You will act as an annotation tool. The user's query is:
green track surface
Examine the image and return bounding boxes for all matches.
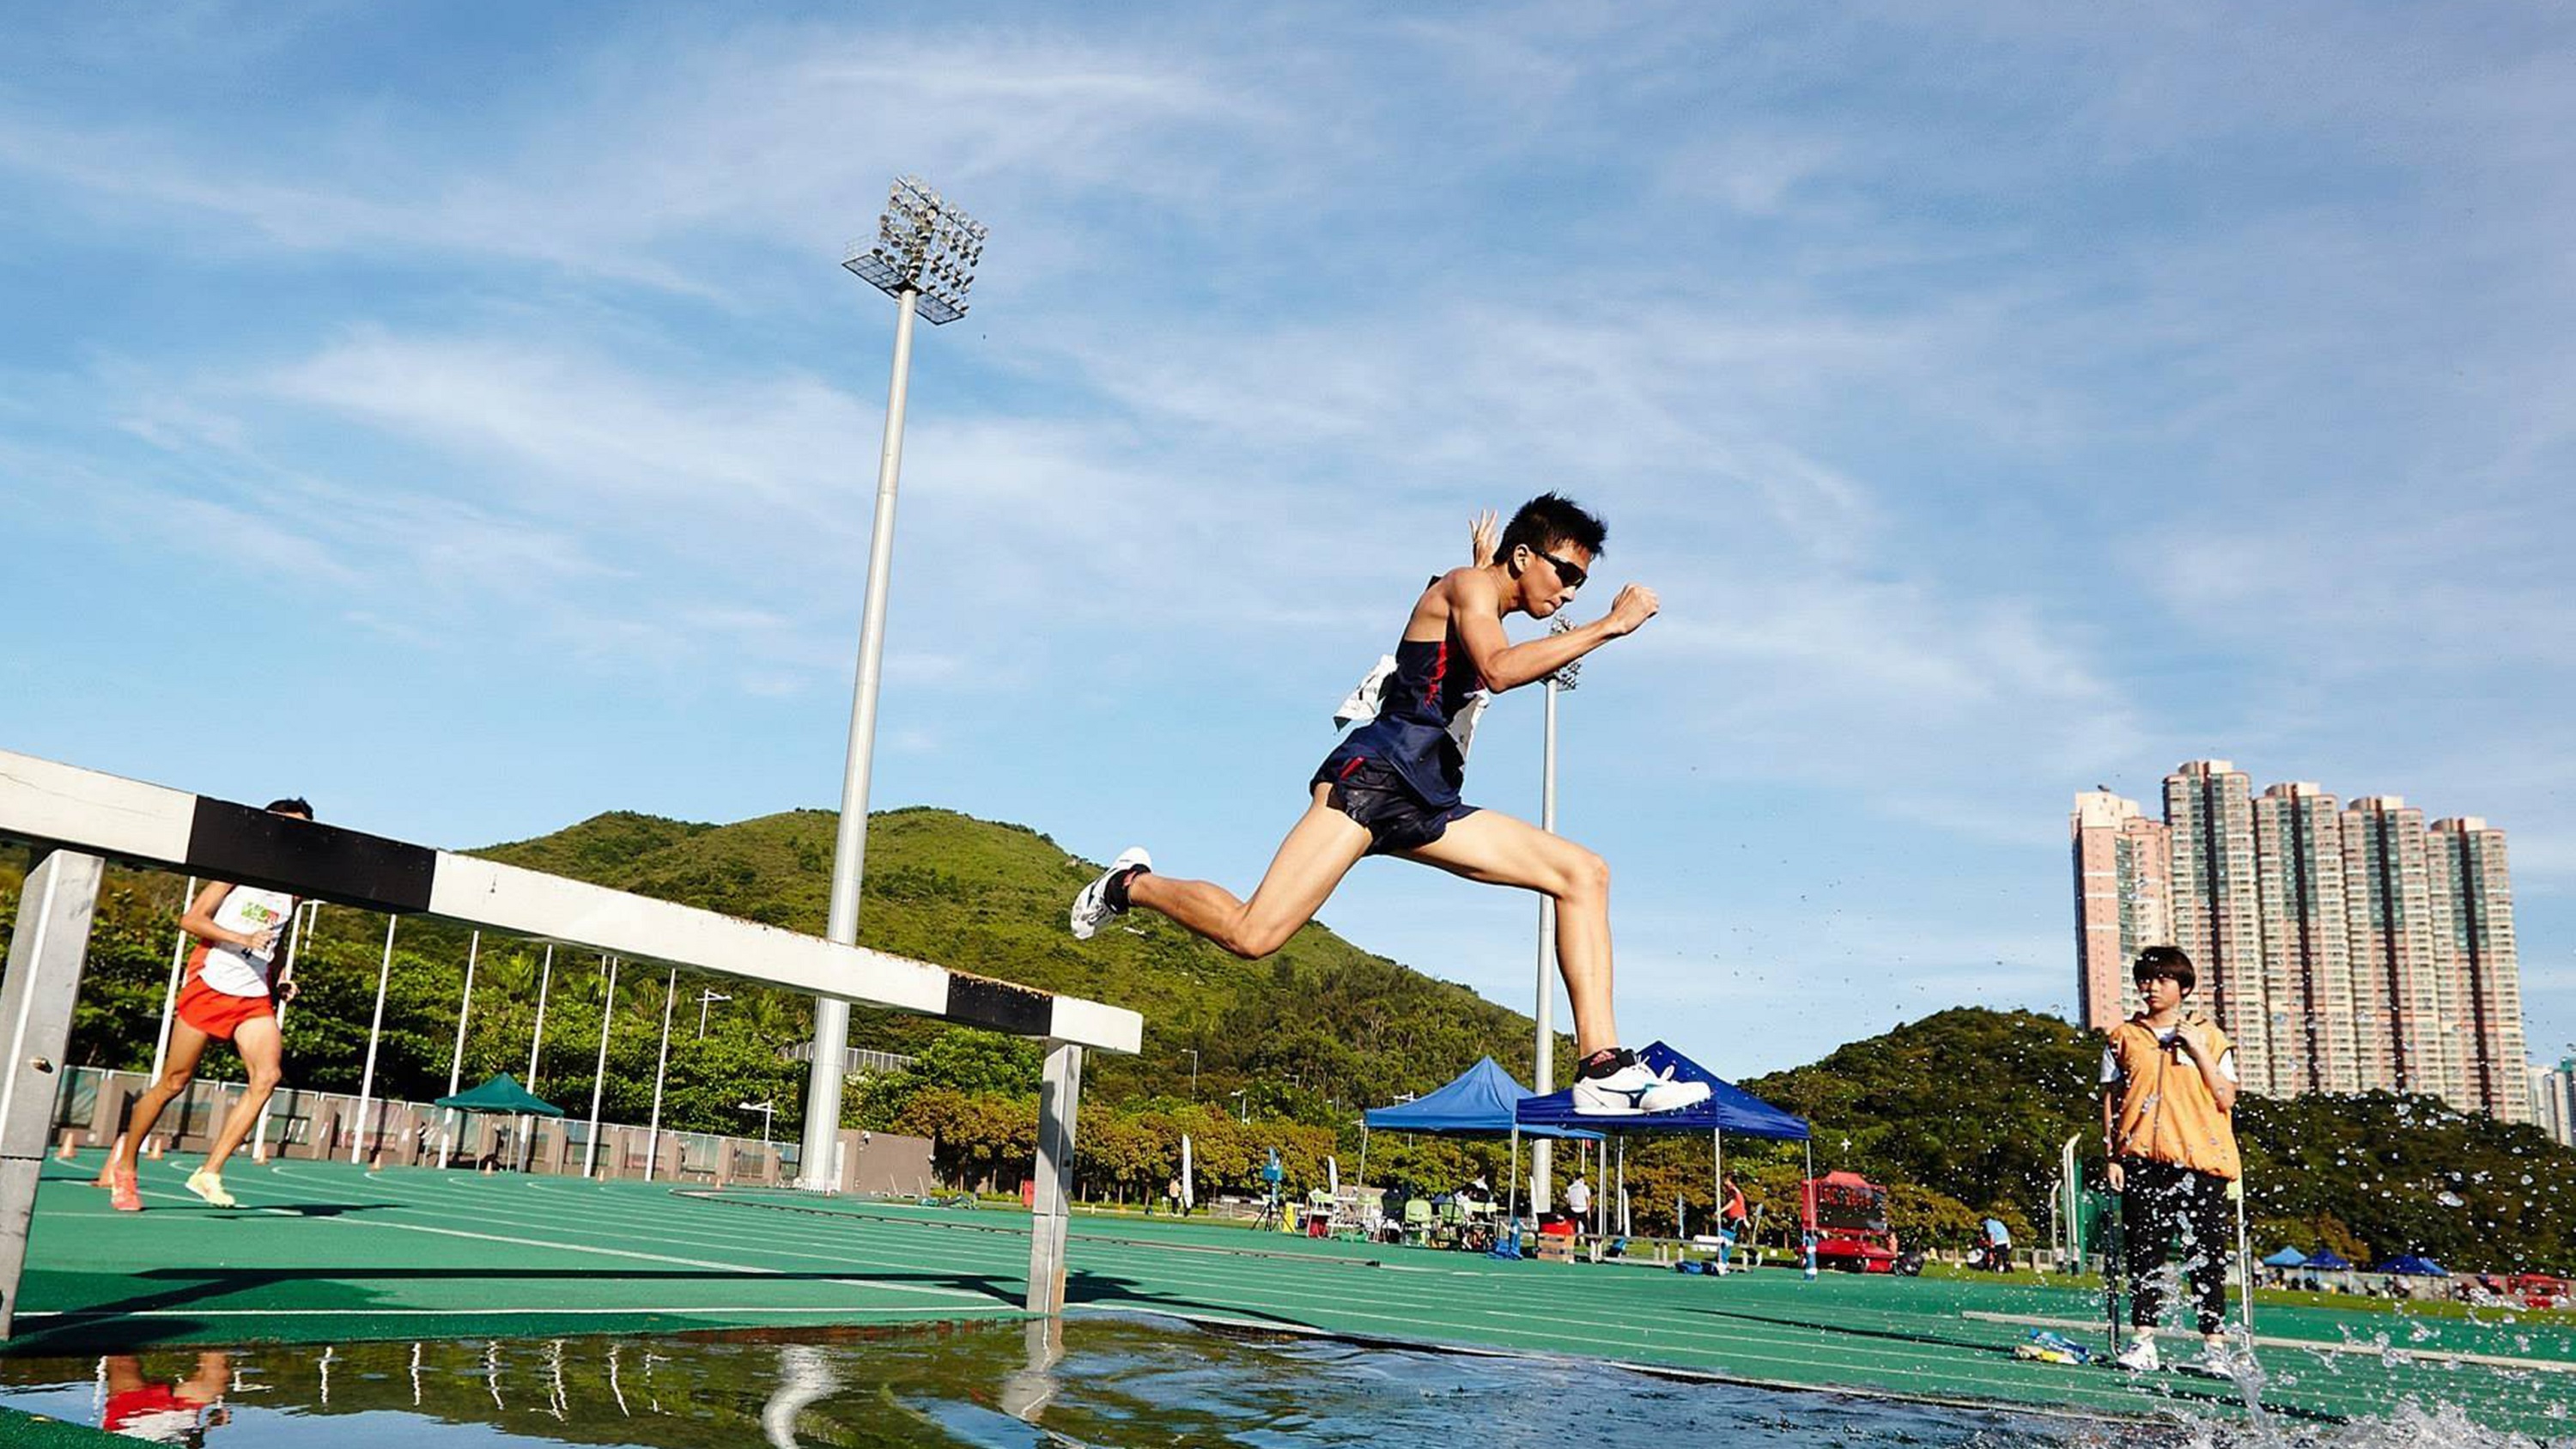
[15,1156,2572,1438]
[0,1404,118,1446]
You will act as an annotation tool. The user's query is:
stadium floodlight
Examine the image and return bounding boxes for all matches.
[1546,612,1583,691]
[800,178,991,1193]
[841,175,987,325]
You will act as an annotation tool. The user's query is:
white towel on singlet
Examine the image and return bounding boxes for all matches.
[1332,654,1491,761]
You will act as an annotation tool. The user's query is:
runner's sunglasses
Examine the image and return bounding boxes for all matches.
[1534,550,1587,590]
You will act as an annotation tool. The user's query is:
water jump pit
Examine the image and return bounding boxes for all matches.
[4,1156,2568,1446]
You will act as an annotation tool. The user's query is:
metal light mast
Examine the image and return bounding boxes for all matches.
[799,177,987,1191]
[1531,613,1580,1213]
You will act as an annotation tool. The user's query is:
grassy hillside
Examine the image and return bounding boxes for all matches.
[470,805,1555,1113]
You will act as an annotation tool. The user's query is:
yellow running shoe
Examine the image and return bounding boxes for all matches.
[184,1170,236,1209]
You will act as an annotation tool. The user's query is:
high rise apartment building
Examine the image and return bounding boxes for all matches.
[2341,796,2451,1100]
[2532,1061,2574,1148]
[2430,818,2530,1123]
[2162,761,2271,1092]
[2069,763,2531,1121]
[2254,782,2358,1095]
[2070,790,2170,1031]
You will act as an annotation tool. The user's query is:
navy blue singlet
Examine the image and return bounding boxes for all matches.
[1315,634,1483,808]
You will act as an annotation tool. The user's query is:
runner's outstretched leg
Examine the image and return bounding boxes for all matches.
[189,1013,283,1203]
[1400,810,1707,1115]
[1092,786,1370,959]
[1402,809,1618,1049]
[110,1025,212,1210]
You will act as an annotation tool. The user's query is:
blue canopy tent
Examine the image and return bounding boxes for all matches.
[2375,1254,2449,1276]
[2262,1246,2311,1269]
[1517,1042,1812,1239]
[1365,1056,1606,1138]
[1360,1057,1600,1223]
[2304,1248,2353,1271]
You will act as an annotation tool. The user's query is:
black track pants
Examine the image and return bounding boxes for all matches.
[2119,1158,2232,1336]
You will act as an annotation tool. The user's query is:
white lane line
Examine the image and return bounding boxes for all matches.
[272,1168,1014,1306]
[1959,1311,2576,1374]
[210,1168,1005,1306]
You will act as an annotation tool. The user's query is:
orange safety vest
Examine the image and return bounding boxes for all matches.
[2106,1017,2241,1182]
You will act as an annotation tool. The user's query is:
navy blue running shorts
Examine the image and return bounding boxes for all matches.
[1314,758,1479,855]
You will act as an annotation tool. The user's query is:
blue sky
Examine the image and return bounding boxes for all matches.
[4,2,2570,1078]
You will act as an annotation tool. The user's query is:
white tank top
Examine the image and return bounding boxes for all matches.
[196,885,297,997]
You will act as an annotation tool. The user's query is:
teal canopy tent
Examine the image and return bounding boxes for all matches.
[435,1073,564,1117]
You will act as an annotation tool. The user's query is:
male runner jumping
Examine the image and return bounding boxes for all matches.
[108,797,313,1210]
[1071,494,1708,1116]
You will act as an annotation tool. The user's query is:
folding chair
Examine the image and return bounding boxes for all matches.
[1402,1197,1435,1246]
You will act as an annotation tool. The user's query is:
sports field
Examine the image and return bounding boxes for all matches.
[12,1154,2572,1438]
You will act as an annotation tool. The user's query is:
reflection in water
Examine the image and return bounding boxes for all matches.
[761,1343,839,1448]
[0,1317,2549,1449]
[99,1352,230,1446]
[1000,1318,1066,1423]
[543,1337,568,1422]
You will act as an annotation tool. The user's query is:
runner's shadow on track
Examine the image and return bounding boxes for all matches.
[5,1265,1023,1356]
[1060,1269,1346,1336]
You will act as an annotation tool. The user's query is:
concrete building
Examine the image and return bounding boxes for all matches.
[2340,796,2450,1099]
[2429,818,2530,1123]
[2070,790,2171,1032]
[2254,782,2360,1096]
[2164,761,2271,1092]
[2531,1062,2573,1148]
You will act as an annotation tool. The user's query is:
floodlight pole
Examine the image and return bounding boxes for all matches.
[148,877,197,1086]
[583,954,618,1178]
[440,930,480,1165]
[646,967,677,1182]
[1531,616,1577,1215]
[800,282,918,1191]
[349,916,397,1166]
[803,178,983,1194]
[519,943,553,1172]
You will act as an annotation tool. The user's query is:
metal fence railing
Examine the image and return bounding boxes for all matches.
[52,1065,808,1187]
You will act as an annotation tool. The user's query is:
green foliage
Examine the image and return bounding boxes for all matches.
[1742,1007,2576,1273]
[2233,1091,2576,1273]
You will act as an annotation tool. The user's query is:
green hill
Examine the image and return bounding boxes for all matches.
[463,805,1555,1114]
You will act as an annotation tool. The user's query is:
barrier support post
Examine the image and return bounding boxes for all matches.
[1025,1041,1084,1315]
[0,851,105,1339]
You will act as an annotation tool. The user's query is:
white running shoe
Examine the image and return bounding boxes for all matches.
[2182,1338,2249,1379]
[184,1170,236,1209]
[1070,848,1151,941]
[1571,1054,1713,1116]
[2114,1335,2161,1373]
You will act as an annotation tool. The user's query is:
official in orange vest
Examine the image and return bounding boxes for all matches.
[2100,946,2242,1375]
